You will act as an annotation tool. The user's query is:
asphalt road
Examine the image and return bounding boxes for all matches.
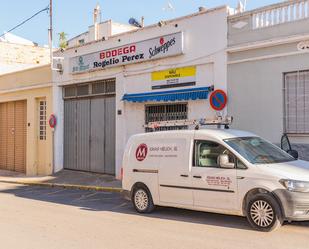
[0,182,308,249]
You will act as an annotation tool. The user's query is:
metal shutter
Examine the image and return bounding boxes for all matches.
[6,102,15,171]
[0,101,26,173]
[0,103,8,169]
[14,101,27,173]
[63,79,116,175]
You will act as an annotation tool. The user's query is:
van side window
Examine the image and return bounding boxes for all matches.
[194,140,235,168]
[237,159,247,169]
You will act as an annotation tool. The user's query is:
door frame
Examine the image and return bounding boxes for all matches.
[63,95,116,174]
[190,137,239,212]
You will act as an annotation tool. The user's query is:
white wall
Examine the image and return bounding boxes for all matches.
[53,6,229,178]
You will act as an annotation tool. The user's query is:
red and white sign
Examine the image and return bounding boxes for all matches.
[136,144,148,161]
[70,32,183,74]
[49,114,57,128]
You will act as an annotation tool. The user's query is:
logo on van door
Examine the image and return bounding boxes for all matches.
[136,144,148,161]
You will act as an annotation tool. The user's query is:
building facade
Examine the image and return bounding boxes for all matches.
[227,0,309,159]
[67,20,138,48]
[0,65,53,175]
[0,33,50,74]
[53,6,230,178]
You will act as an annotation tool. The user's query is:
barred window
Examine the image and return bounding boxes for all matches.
[63,79,116,99]
[284,71,309,134]
[39,100,47,140]
[145,103,188,132]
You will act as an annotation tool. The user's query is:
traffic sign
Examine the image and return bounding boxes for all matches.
[210,90,227,111]
[49,114,57,128]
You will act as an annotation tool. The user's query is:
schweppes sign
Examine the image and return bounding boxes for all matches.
[151,66,196,89]
[70,32,183,74]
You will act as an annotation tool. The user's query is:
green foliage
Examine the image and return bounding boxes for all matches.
[58,32,68,49]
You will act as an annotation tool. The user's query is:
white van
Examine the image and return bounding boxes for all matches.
[122,129,309,232]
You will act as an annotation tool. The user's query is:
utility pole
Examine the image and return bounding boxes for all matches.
[49,0,53,66]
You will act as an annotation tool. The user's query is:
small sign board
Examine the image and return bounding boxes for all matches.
[151,66,196,89]
[210,90,227,111]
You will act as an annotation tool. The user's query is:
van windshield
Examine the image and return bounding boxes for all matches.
[224,137,296,164]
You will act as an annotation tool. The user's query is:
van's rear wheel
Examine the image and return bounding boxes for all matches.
[246,193,283,232]
[132,186,155,213]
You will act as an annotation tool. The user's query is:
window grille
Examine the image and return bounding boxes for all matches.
[76,85,89,96]
[39,100,47,140]
[284,70,309,134]
[63,79,116,99]
[64,86,76,98]
[145,103,188,132]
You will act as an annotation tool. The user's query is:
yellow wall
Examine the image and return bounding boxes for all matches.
[0,65,53,176]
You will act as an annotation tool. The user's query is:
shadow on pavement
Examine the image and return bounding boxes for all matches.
[0,169,122,188]
[1,184,308,231]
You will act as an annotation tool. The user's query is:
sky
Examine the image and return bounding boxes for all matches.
[0,0,283,46]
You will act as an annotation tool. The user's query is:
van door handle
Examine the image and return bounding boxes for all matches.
[180,174,189,178]
[193,175,202,179]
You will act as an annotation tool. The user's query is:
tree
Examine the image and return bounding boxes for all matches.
[58,32,68,49]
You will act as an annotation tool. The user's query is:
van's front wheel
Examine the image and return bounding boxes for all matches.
[246,193,283,232]
[132,186,155,213]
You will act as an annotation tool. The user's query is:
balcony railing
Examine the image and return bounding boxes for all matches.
[252,0,309,29]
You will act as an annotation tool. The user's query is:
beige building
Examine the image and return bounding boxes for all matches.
[0,33,50,74]
[0,65,53,175]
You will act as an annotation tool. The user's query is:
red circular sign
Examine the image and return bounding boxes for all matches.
[160,37,165,45]
[210,90,228,111]
[136,144,148,161]
[49,114,57,128]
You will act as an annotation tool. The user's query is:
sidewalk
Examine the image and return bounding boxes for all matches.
[0,169,122,192]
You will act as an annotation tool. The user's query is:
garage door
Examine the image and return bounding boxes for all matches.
[63,79,116,175]
[0,100,27,173]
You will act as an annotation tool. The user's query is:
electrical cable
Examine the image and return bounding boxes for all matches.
[0,5,49,38]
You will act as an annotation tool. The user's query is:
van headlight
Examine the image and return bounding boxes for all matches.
[280,179,309,193]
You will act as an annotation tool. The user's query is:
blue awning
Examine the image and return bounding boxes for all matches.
[122,86,213,103]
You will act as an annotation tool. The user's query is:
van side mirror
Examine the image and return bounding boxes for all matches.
[281,134,298,159]
[287,150,299,159]
[218,154,235,169]
[281,134,292,152]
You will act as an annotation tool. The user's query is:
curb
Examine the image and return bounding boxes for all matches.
[0,180,123,193]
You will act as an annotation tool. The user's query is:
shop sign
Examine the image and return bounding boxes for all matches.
[151,66,196,90]
[70,32,183,74]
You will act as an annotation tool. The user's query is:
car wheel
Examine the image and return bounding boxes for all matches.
[132,186,155,213]
[246,193,283,232]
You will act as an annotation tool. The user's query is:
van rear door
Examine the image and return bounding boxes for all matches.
[158,137,193,206]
